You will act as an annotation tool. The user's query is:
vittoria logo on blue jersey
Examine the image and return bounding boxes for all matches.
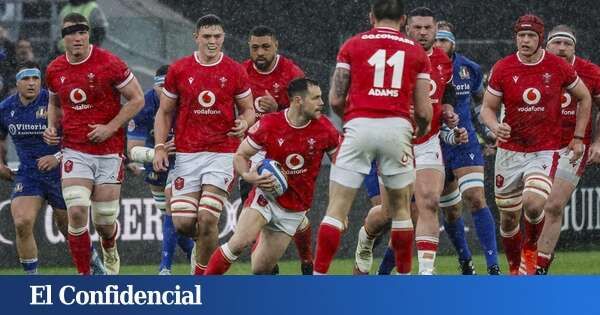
[459,66,470,80]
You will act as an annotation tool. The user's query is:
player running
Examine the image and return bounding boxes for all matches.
[313,0,432,275]
[205,78,339,275]
[153,14,255,275]
[0,61,104,275]
[44,13,145,275]
[434,21,500,275]
[126,65,194,275]
[535,25,600,275]
[480,15,591,275]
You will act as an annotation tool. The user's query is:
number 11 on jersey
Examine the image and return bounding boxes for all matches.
[368,49,405,91]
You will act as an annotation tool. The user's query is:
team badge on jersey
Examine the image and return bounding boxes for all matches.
[219,77,227,88]
[14,183,23,193]
[542,72,552,86]
[257,194,269,207]
[174,177,185,190]
[459,66,470,80]
[127,120,136,132]
[495,174,504,188]
[35,106,48,119]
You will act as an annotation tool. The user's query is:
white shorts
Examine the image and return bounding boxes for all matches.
[245,188,306,236]
[170,152,235,196]
[494,147,559,196]
[555,145,588,186]
[61,148,124,184]
[331,117,414,188]
[414,132,444,173]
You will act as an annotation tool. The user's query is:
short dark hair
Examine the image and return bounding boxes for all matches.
[196,14,223,30]
[287,78,319,99]
[63,12,88,25]
[371,0,405,21]
[549,24,576,38]
[16,60,40,72]
[156,65,169,77]
[437,20,454,32]
[408,7,435,21]
[249,25,277,39]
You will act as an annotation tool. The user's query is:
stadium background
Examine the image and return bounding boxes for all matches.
[0,0,599,268]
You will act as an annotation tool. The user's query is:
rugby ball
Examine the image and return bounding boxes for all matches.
[257,159,288,197]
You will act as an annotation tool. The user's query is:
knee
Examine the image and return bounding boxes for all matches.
[173,218,197,237]
[522,197,545,218]
[500,211,519,231]
[544,199,563,220]
[68,207,89,225]
[417,193,439,213]
[197,213,218,237]
[13,216,34,237]
[462,189,487,211]
[443,205,461,223]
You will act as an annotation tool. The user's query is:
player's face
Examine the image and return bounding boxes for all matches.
[300,85,324,119]
[546,38,575,62]
[16,76,41,101]
[434,38,453,56]
[407,16,436,50]
[195,25,225,59]
[62,22,90,57]
[249,35,278,71]
[516,31,539,56]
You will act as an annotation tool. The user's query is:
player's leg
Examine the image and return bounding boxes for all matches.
[494,148,525,275]
[195,184,229,275]
[10,195,43,274]
[62,177,94,275]
[414,168,443,275]
[90,183,122,275]
[292,216,313,275]
[251,229,294,274]
[536,148,585,274]
[205,199,267,275]
[440,178,475,274]
[455,166,500,274]
[164,186,194,261]
[151,183,175,275]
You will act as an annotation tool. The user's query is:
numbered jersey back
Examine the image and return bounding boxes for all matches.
[336,27,431,123]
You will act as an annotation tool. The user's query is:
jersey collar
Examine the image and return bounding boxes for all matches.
[284,108,311,129]
[194,51,223,67]
[253,54,280,75]
[516,49,545,66]
[66,45,94,65]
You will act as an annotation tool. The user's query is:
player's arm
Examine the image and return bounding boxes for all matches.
[153,93,176,172]
[590,96,600,163]
[234,139,274,189]
[87,77,144,143]
[440,123,468,145]
[568,80,592,162]
[480,90,510,142]
[43,93,62,145]
[413,78,432,138]
[441,83,459,128]
[229,94,255,138]
[0,134,14,181]
[329,67,350,118]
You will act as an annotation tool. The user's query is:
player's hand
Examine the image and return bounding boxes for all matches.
[414,123,430,139]
[567,138,584,163]
[483,143,497,157]
[87,124,116,143]
[37,155,60,172]
[127,162,143,176]
[588,141,600,164]
[227,119,249,138]
[492,123,511,143]
[242,165,276,192]
[43,127,61,145]
[165,138,176,155]
[153,147,170,172]
[257,90,278,113]
[443,110,459,129]
[455,127,469,145]
[0,164,14,181]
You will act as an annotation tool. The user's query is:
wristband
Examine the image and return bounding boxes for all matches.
[53,152,63,160]
[574,135,584,140]
[154,143,165,149]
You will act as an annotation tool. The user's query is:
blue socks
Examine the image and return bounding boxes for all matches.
[377,247,396,275]
[20,258,38,274]
[159,214,177,271]
[472,207,499,267]
[443,217,472,261]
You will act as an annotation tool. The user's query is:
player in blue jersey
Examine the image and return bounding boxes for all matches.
[0,61,104,274]
[434,21,500,275]
[126,65,194,275]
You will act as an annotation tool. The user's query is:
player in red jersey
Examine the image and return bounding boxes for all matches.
[313,0,432,275]
[242,25,312,274]
[352,7,458,275]
[43,13,144,275]
[480,15,591,275]
[536,25,600,274]
[153,14,255,275]
[204,78,339,274]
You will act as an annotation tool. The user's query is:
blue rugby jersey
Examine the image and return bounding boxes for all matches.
[451,52,484,135]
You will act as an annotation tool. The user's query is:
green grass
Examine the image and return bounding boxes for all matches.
[2,251,600,275]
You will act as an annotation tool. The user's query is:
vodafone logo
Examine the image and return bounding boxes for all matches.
[429,79,437,97]
[285,154,305,170]
[561,92,572,109]
[198,90,216,108]
[69,88,87,104]
[522,88,541,105]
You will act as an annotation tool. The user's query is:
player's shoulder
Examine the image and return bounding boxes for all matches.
[491,54,518,73]
[170,54,196,70]
[46,54,68,73]
[261,111,285,125]
[454,53,481,71]
[574,56,598,73]
[93,46,123,62]
[241,58,253,71]
[0,94,18,112]
[431,47,451,62]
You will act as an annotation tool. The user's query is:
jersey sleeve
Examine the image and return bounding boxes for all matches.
[559,59,579,90]
[162,63,179,100]
[591,66,600,98]
[486,62,503,96]
[234,64,252,100]
[246,118,268,150]
[336,38,353,71]
[110,54,134,89]
[416,48,431,80]
[45,66,57,95]
[290,62,305,79]
[323,117,341,156]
